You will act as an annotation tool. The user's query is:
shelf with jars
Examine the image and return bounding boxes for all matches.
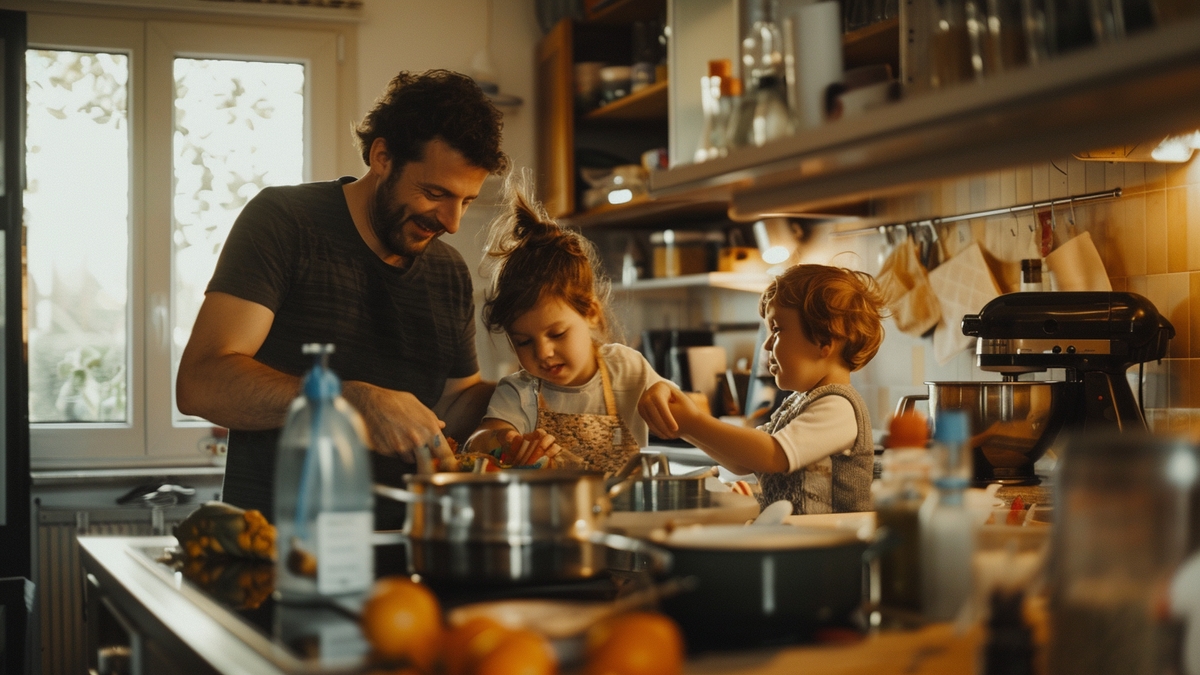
[651,10,1200,219]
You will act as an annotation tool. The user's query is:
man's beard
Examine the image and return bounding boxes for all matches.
[369,173,444,260]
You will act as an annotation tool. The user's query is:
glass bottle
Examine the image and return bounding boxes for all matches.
[750,74,793,146]
[874,410,932,615]
[275,343,374,602]
[930,0,975,88]
[695,59,735,163]
[741,0,785,91]
[920,408,975,621]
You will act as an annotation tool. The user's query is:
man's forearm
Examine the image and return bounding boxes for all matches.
[177,353,300,430]
[435,380,496,445]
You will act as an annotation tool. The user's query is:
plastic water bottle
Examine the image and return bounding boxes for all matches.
[920,408,975,621]
[274,343,374,602]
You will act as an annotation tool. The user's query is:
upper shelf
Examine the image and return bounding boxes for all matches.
[583,80,669,122]
[614,272,772,293]
[649,16,1200,219]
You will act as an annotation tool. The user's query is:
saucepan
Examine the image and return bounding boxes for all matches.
[651,523,887,649]
[606,452,716,512]
[373,470,671,584]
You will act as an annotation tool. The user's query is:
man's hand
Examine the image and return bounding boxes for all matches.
[342,381,446,463]
[637,382,704,439]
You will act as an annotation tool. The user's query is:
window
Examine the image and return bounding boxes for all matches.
[27,14,345,466]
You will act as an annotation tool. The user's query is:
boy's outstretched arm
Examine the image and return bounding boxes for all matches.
[637,382,789,476]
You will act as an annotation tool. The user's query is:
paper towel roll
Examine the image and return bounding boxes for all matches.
[782,1,843,130]
[1044,231,1112,292]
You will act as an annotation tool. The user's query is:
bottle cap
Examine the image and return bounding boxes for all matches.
[708,59,733,79]
[933,408,970,446]
[887,411,929,448]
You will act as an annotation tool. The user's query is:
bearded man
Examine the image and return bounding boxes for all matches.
[177,70,507,524]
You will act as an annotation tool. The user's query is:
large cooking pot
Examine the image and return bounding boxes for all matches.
[898,380,1072,483]
[653,524,883,649]
[373,471,670,584]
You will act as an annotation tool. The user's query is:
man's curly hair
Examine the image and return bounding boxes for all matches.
[354,69,509,174]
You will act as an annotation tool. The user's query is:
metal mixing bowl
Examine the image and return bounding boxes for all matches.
[924,381,1071,483]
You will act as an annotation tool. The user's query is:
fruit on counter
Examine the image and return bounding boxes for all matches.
[473,628,557,675]
[443,618,558,675]
[360,576,444,671]
[443,616,509,675]
[584,611,685,675]
[174,501,276,561]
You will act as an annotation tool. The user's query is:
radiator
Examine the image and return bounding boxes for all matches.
[35,508,188,675]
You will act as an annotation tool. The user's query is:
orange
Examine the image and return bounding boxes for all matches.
[473,628,557,675]
[359,576,444,671]
[584,612,685,675]
[442,615,509,675]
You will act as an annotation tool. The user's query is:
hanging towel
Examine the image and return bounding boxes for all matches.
[876,237,943,336]
[1044,231,1112,291]
[927,242,1003,365]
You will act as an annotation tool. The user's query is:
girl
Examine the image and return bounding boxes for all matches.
[638,264,886,514]
[463,176,668,474]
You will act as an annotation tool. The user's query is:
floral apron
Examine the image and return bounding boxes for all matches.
[536,355,640,475]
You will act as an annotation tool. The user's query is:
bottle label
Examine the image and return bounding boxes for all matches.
[316,511,373,595]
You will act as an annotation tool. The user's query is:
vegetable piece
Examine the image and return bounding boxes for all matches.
[174,502,276,561]
[1006,496,1026,526]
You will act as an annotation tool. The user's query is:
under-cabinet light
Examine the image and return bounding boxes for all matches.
[608,189,633,205]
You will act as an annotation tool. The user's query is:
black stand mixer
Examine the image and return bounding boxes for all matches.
[951,292,1174,483]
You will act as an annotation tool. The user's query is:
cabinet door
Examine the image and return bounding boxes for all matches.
[536,18,575,218]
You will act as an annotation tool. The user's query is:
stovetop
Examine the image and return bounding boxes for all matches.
[129,540,634,670]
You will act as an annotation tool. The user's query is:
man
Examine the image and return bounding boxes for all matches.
[177,70,508,523]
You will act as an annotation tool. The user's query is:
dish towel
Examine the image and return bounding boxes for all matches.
[876,237,943,336]
[927,242,1002,365]
[1044,231,1112,291]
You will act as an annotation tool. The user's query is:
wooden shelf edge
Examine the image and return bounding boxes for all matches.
[842,17,899,49]
[561,195,730,229]
[614,272,773,293]
[582,80,669,122]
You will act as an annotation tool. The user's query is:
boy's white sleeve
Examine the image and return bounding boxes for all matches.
[771,396,858,472]
[482,374,537,435]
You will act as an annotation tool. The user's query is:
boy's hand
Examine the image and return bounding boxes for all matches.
[638,381,703,439]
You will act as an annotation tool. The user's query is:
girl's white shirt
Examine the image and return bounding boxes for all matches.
[484,343,667,447]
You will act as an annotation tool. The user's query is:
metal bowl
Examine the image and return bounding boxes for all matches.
[925,380,1071,483]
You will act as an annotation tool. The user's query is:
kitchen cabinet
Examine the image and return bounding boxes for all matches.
[535,0,678,222]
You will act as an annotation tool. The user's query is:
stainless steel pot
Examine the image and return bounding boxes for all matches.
[897,380,1071,482]
[374,470,610,544]
[373,471,671,584]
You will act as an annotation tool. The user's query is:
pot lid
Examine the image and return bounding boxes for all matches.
[658,524,860,550]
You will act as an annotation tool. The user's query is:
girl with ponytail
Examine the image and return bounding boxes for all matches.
[463,174,670,474]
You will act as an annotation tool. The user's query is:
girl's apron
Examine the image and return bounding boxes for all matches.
[536,354,640,475]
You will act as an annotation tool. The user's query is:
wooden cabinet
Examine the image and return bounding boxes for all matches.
[534,0,670,221]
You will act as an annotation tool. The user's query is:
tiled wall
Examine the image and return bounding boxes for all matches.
[836,152,1200,435]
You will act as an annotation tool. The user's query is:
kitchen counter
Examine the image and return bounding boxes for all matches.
[78,534,1001,675]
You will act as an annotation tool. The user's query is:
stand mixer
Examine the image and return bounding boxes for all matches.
[933,292,1174,484]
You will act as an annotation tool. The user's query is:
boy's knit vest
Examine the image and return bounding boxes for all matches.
[755,383,874,514]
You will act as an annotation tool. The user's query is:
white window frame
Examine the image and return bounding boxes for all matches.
[29,12,342,467]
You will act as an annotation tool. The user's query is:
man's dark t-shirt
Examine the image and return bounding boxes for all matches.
[206,177,478,522]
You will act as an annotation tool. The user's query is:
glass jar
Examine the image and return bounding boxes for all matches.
[1048,432,1200,675]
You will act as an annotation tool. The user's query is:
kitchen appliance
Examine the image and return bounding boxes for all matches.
[951,291,1172,483]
